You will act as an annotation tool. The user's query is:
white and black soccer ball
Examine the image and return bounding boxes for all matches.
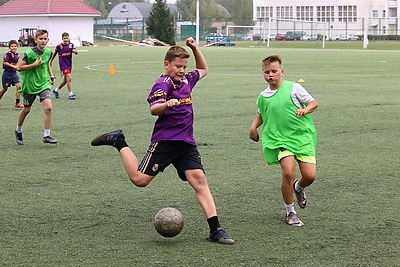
[154,207,184,237]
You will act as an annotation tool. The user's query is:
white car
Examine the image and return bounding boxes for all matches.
[301,34,318,41]
[347,34,360,41]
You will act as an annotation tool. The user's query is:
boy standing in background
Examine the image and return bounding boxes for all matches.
[50,32,78,100]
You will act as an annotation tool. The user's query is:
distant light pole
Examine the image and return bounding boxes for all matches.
[196,0,200,45]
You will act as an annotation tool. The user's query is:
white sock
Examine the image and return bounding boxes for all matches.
[285,203,296,216]
[54,87,59,92]
[44,129,51,137]
[295,181,304,192]
[16,126,22,133]
[69,92,74,96]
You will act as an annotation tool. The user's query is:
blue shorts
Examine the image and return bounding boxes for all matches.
[2,70,20,88]
[138,141,204,181]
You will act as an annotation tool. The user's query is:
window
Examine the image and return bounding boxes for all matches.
[338,6,357,22]
[296,6,313,21]
[383,10,386,18]
[257,6,273,19]
[372,10,378,18]
[317,6,334,22]
[276,6,293,20]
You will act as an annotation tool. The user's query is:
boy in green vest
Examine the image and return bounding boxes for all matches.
[15,29,57,145]
[250,55,318,226]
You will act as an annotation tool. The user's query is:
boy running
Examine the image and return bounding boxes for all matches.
[0,40,23,109]
[50,32,78,100]
[250,55,318,226]
[91,37,234,245]
[15,29,57,145]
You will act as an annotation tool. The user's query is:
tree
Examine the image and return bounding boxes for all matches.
[176,0,228,34]
[146,0,176,45]
[218,0,253,33]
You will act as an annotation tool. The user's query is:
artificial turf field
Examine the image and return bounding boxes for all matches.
[0,42,399,266]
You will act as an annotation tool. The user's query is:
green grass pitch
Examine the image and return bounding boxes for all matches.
[0,43,399,266]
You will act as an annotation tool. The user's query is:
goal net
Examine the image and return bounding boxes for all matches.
[227,18,328,48]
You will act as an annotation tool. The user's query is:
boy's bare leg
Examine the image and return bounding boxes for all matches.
[280,156,296,205]
[185,169,217,218]
[17,106,31,126]
[298,161,316,188]
[65,73,73,93]
[42,99,52,130]
[119,147,155,187]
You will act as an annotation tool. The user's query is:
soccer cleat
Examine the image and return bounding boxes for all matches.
[68,94,76,100]
[209,227,235,245]
[14,103,23,108]
[91,129,124,147]
[285,212,304,227]
[294,180,307,208]
[43,136,58,144]
[15,131,24,145]
[52,89,60,99]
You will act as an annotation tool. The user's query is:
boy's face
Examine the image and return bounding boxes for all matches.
[262,61,284,88]
[62,35,70,45]
[9,43,18,53]
[35,33,49,50]
[164,57,188,82]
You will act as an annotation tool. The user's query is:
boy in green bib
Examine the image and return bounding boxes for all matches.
[15,29,57,145]
[250,55,318,226]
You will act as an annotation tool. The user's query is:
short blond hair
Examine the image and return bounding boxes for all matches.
[262,54,282,66]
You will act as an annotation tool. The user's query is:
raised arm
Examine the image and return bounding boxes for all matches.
[250,113,263,142]
[185,37,208,79]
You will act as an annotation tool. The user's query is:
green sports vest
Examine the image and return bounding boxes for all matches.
[257,81,317,165]
[19,47,52,95]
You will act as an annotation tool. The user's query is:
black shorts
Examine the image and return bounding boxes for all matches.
[138,141,204,181]
[2,70,20,88]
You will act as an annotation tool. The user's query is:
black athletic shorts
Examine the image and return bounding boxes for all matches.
[138,141,204,181]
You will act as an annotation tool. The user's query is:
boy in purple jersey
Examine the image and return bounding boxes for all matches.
[0,40,23,109]
[91,37,234,245]
[49,32,78,100]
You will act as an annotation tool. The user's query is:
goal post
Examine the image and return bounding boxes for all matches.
[227,18,327,48]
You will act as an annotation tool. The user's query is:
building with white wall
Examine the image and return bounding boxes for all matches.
[253,0,400,36]
[0,0,101,46]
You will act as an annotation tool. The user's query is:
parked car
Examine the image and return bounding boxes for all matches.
[301,34,318,41]
[347,34,360,41]
[285,31,306,40]
[276,33,286,40]
[329,34,341,41]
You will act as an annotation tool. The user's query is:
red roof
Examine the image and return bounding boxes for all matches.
[0,0,101,15]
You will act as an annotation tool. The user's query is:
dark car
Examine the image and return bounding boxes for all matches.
[285,31,307,41]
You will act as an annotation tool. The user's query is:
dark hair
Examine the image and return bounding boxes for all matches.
[164,46,190,62]
[62,32,69,38]
[262,54,282,66]
[36,29,49,38]
[8,40,18,48]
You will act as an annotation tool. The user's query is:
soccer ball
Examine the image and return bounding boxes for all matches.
[154,207,184,238]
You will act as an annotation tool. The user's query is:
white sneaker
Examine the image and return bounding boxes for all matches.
[285,212,304,227]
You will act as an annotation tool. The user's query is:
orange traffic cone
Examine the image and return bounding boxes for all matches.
[109,62,115,75]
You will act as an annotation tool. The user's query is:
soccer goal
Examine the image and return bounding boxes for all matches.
[228,18,328,48]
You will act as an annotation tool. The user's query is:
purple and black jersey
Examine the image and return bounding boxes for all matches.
[147,70,200,146]
[2,51,19,71]
[54,42,75,70]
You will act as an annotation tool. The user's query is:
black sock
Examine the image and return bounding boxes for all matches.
[207,216,220,233]
[114,136,128,151]
[16,99,20,104]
